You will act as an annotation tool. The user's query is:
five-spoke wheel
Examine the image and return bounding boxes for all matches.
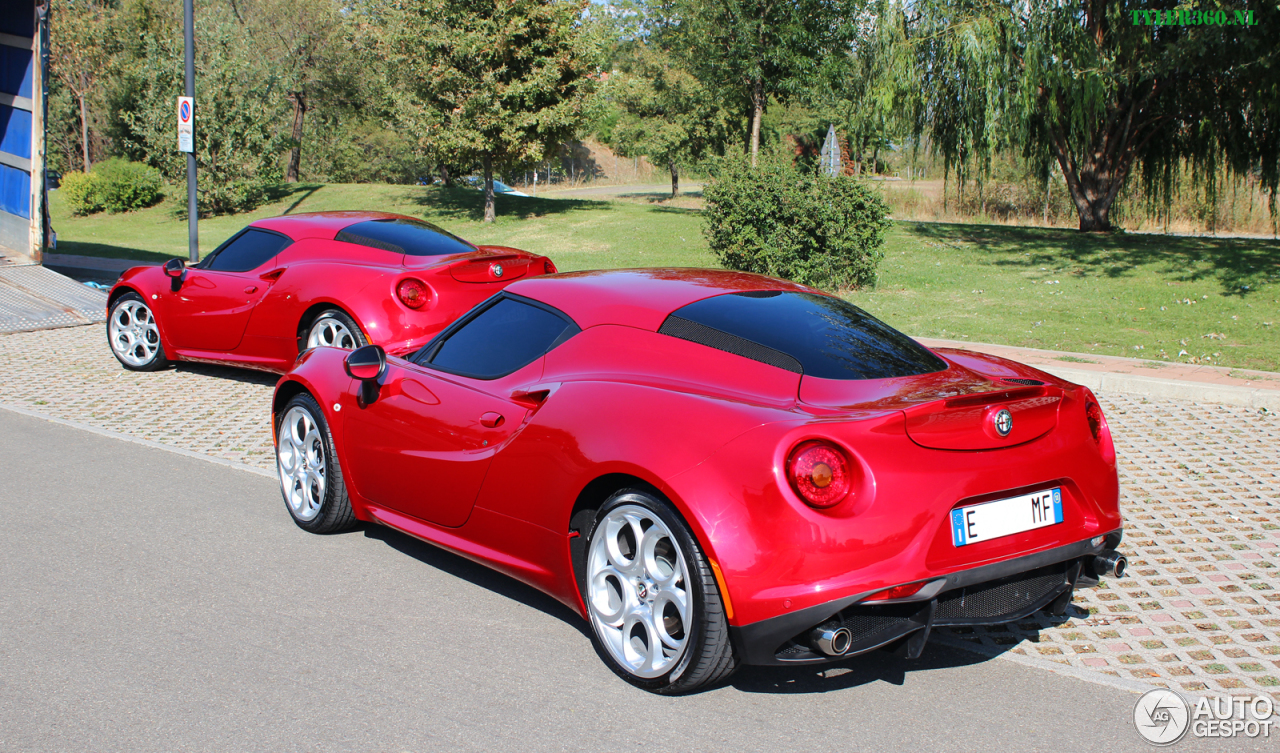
[107,292,169,371]
[275,393,356,533]
[582,490,738,693]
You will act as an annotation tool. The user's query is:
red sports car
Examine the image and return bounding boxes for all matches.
[105,211,555,373]
[272,268,1126,694]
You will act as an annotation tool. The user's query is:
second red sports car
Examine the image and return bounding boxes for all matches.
[272,268,1126,694]
[105,211,555,373]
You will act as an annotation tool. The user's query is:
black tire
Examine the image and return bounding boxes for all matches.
[578,489,739,694]
[303,309,368,352]
[275,392,357,534]
[106,291,170,371]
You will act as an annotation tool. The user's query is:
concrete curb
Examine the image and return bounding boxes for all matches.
[1036,364,1280,411]
[43,253,158,273]
[0,401,276,480]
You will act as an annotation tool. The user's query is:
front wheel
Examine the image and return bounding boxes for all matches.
[275,393,357,534]
[581,490,738,694]
[107,292,169,371]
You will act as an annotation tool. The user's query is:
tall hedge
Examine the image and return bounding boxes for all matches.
[702,151,892,290]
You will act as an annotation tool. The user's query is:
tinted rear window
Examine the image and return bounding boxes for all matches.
[205,229,290,272]
[428,297,577,379]
[662,291,947,380]
[337,218,475,257]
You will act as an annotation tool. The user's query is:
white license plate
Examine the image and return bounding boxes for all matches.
[951,488,1063,547]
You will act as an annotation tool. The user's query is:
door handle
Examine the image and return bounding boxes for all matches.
[480,412,504,428]
[244,285,258,294]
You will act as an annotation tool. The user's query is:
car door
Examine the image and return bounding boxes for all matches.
[342,294,579,528]
[162,228,291,351]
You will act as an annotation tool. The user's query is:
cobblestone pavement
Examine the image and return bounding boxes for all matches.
[2,325,1278,699]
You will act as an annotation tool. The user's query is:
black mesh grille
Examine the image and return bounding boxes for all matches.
[659,316,803,373]
[335,230,405,255]
[935,563,1068,622]
[1004,378,1045,386]
[840,611,914,641]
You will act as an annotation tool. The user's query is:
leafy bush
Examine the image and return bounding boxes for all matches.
[93,158,164,213]
[59,160,164,215]
[60,171,104,215]
[702,150,892,290]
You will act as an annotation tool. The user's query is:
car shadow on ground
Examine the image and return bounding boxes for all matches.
[360,523,591,637]
[902,220,1280,298]
[171,362,279,387]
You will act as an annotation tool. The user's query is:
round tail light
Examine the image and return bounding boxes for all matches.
[544,259,557,274]
[396,278,429,309]
[786,440,852,508]
[1085,401,1105,444]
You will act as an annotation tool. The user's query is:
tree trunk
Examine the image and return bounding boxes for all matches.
[749,77,764,167]
[438,163,454,187]
[285,91,307,183]
[482,152,495,223]
[669,160,678,198]
[77,88,90,172]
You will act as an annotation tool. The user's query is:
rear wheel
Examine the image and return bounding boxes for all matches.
[107,292,169,371]
[275,393,356,534]
[305,309,366,351]
[581,489,738,694]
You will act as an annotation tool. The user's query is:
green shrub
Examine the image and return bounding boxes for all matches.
[93,158,165,213]
[60,171,104,216]
[59,160,164,215]
[702,150,893,290]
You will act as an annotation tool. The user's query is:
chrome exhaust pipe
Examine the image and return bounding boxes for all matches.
[1093,551,1127,579]
[810,622,853,656]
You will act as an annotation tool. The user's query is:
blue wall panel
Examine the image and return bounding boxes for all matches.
[0,162,31,219]
[0,45,33,98]
[0,0,34,38]
[0,104,31,160]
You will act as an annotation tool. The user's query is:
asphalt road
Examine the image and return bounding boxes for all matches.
[0,409,1269,752]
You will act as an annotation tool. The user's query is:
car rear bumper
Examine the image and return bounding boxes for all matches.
[729,529,1123,666]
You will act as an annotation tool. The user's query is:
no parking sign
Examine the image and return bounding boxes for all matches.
[177,96,194,153]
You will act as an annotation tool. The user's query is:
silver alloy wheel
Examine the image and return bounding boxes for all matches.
[277,406,327,522]
[587,504,691,679]
[307,316,358,349]
[108,299,162,367]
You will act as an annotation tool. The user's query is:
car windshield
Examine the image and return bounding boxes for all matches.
[662,291,947,380]
[336,218,475,257]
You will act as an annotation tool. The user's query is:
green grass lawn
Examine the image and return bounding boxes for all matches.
[50,183,1280,371]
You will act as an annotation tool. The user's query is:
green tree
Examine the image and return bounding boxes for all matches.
[49,0,121,171]
[672,0,857,166]
[899,0,1280,231]
[114,4,291,214]
[376,0,601,222]
[607,46,730,196]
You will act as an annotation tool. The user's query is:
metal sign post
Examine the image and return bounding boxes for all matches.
[182,0,197,263]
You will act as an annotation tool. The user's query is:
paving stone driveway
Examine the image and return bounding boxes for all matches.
[2,325,1277,699]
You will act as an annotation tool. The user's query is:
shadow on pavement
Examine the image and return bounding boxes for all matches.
[361,524,591,637]
[172,361,279,387]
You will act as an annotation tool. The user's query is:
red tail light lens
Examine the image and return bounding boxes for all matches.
[544,259,557,274]
[1085,401,1104,444]
[396,278,428,309]
[786,440,852,508]
[863,581,927,602]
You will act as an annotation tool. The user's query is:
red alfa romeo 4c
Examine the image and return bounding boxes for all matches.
[271,268,1126,693]
[105,211,554,373]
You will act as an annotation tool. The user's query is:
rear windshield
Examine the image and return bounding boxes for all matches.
[336,218,475,257]
[661,291,947,380]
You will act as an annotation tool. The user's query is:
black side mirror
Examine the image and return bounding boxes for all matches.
[344,345,387,406]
